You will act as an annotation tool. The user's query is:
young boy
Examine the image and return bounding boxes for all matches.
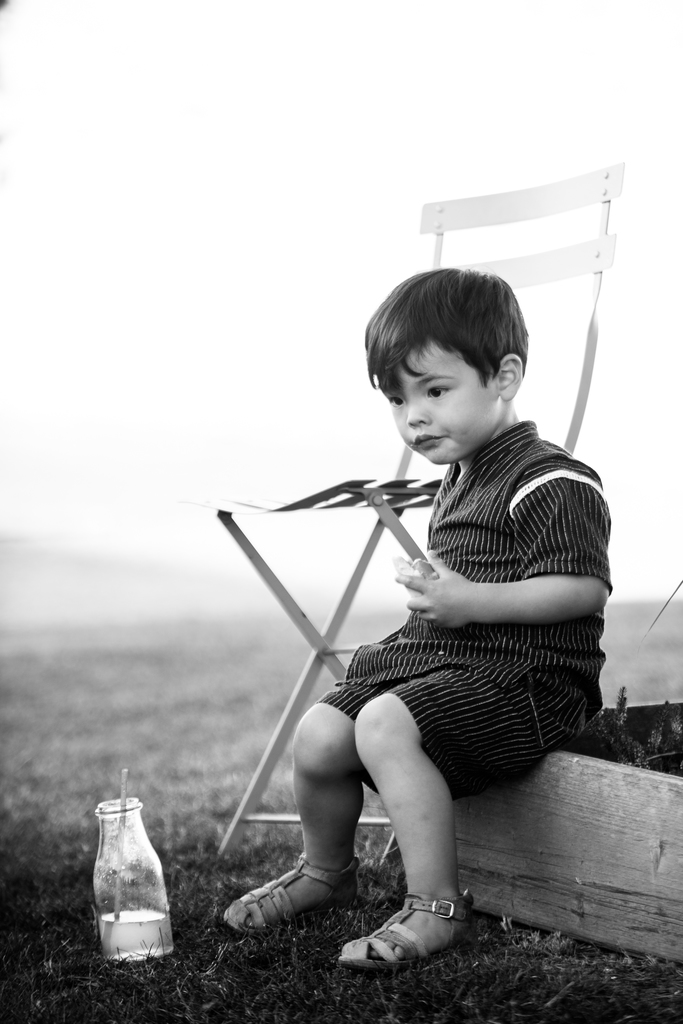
[224,269,611,971]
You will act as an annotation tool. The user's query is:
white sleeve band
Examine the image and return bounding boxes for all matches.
[509,470,606,514]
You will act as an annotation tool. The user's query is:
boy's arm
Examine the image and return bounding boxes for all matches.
[397,555,609,628]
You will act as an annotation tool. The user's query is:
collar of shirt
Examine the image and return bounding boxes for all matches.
[447,420,540,488]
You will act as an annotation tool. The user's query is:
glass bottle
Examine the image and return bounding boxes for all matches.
[93,797,174,960]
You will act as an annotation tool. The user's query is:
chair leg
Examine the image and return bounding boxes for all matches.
[217,516,389,856]
[380,831,402,865]
[218,647,328,854]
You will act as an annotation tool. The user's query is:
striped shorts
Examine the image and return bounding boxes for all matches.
[317,665,588,800]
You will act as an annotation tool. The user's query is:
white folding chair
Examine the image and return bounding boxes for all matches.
[206,163,624,856]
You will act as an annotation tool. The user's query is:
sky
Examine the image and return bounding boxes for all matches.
[1,0,682,621]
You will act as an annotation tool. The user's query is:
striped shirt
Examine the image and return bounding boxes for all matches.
[344,420,611,718]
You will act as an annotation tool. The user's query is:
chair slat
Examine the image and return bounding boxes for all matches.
[459,235,616,289]
[421,164,624,233]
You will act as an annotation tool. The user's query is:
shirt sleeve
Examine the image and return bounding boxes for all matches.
[509,472,612,592]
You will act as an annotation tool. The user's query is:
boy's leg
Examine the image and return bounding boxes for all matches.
[354,692,463,959]
[293,703,365,869]
[224,703,364,930]
[242,702,365,917]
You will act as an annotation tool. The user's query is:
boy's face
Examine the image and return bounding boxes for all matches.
[383,342,519,471]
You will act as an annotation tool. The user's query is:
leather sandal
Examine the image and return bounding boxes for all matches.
[338,890,476,971]
[223,854,360,933]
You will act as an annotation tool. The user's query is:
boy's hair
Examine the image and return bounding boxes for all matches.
[365,268,528,391]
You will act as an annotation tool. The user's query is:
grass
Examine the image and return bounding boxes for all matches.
[1,605,683,1023]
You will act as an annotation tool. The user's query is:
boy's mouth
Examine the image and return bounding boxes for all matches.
[410,434,442,450]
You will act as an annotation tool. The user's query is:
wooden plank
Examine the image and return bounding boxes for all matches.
[454,750,683,962]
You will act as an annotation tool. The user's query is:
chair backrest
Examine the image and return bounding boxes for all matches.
[418,164,624,457]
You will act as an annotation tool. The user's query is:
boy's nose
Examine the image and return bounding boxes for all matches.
[406,401,429,428]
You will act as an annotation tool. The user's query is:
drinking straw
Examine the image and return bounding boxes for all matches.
[114,768,128,922]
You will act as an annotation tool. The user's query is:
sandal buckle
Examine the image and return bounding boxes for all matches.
[431,899,456,919]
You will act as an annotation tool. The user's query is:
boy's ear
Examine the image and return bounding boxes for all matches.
[496,354,524,398]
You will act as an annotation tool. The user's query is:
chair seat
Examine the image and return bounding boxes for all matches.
[192,477,441,515]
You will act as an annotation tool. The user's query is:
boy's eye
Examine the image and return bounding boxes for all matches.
[428,387,446,398]
[386,395,403,407]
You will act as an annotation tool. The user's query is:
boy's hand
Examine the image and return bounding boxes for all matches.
[395,552,610,627]
[394,550,476,628]
[392,555,439,580]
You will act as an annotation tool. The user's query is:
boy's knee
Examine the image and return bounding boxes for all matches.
[293,704,358,778]
[355,696,387,737]
[356,694,420,756]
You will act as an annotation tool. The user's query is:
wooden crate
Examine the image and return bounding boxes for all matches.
[455,750,683,962]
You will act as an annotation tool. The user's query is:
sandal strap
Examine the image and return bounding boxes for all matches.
[379,922,429,959]
[296,855,356,887]
[342,920,429,964]
[403,890,473,923]
[238,881,296,929]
